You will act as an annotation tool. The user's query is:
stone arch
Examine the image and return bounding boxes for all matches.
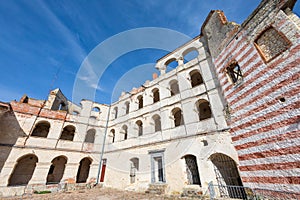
[125,101,130,114]
[182,154,201,185]
[152,114,161,132]
[60,125,75,141]
[164,57,177,70]
[76,157,92,183]
[46,156,67,184]
[113,106,118,119]
[85,128,96,143]
[31,121,50,138]
[137,95,143,109]
[169,79,180,96]
[210,153,246,199]
[152,88,160,103]
[72,110,80,115]
[109,129,115,143]
[8,154,38,186]
[136,120,143,136]
[171,107,184,127]
[196,99,212,120]
[189,69,203,87]
[129,157,139,184]
[182,47,199,63]
[92,106,101,112]
[122,125,128,140]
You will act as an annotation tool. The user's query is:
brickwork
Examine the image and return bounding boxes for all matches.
[203,0,300,195]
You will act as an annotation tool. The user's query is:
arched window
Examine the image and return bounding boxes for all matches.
[152,114,161,132]
[122,125,128,140]
[125,101,130,114]
[169,80,179,96]
[183,48,199,63]
[76,157,92,183]
[183,155,201,185]
[110,129,115,143]
[60,125,75,141]
[130,157,139,184]
[8,154,38,186]
[210,153,246,199]
[46,156,67,184]
[85,129,96,143]
[136,120,143,136]
[164,58,177,72]
[31,121,50,138]
[92,107,100,112]
[197,99,212,120]
[137,95,143,109]
[72,111,80,115]
[152,88,160,103]
[58,102,67,111]
[189,70,203,87]
[113,107,118,119]
[172,108,184,127]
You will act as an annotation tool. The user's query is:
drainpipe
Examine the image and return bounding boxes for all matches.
[96,105,111,185]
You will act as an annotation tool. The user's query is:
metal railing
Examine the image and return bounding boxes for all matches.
[207,182,300,200]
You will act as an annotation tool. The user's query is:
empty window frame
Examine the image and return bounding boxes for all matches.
[136,120,143,136]
[60,125,75,141]
[31,121,50,138]
[130,158,139,184]
[189,70,203,87]
[152,114,161,132]
[254,26,290,63]
[152,88,160,103]
[113,107,118,119]
[226,61,243,84]
[110,129,115,143]
[85,129,96,143]
[169,80,179,96]
[137,95,143,109]
[172,108,184,127]
[92,107,100,112]
[122,125,128,140]
[184,155,201,185]
[183,48,199,64]
[125,101,130,114]
[197,99,212,120]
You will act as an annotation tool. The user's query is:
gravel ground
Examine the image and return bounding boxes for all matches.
[1,187,199,200]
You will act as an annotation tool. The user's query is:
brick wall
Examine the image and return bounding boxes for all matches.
[204,0,300,195]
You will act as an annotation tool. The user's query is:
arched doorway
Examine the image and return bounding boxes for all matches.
[184,155,201,185]
[46,156,67,184]
[8,154,38,186]
[210,153,246,199]
[76,157,92,183]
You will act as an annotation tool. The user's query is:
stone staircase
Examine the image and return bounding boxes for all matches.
[145,183,167,195]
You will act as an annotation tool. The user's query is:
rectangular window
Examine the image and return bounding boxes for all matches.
[254,27,290,63]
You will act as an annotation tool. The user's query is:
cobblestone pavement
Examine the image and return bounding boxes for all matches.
[2,187,199,200]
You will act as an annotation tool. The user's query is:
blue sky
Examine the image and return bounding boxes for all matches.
[0,0,299,105]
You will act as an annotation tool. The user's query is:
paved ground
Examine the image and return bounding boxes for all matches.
[2,187,201,200]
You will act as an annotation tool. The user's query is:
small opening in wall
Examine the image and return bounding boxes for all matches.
[279,97,286,102]
[235,36,238,40]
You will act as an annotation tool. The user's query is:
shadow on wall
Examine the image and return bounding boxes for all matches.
[0,104,27,173]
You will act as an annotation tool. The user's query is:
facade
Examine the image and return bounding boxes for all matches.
[201,0,300,196]
[0,0,299,198]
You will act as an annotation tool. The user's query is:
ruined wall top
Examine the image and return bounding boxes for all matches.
[200,0,297,59]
